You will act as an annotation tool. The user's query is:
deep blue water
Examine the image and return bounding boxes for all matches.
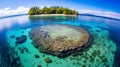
[0,15,120,67]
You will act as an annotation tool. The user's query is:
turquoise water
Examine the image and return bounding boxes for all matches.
[0,15,120,67]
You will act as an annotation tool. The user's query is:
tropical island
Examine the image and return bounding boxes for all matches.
[28,6,79,15]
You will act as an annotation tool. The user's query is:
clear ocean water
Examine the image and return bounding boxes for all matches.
[0,15,120,67]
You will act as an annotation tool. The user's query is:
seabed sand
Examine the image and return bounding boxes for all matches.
[6,24,116,67]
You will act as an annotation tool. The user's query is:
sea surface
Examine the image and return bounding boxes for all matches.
[0,15,120,67]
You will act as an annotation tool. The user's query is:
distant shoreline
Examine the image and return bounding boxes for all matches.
[0,14,27,19]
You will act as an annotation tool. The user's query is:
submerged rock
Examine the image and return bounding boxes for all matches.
[29,25,92,58]
[15,35,27,44]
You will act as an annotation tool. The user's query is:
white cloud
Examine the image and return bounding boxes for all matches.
[79,9,120,19]
[0,15,29,30]
[0,6,29,17]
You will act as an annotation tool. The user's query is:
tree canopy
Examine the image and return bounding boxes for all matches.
[28,6,79,15]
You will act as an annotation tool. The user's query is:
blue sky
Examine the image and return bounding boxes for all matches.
[0,0,120,19]
[0,0,120,12]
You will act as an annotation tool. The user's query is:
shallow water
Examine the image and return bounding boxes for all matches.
[0,15,120,67]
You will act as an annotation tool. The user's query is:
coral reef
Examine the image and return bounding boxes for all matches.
[29,25,92,58]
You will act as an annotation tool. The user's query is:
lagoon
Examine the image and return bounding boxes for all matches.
[0,15,120,67]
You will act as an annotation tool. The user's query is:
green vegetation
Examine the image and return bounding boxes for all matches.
[28,6,79,15]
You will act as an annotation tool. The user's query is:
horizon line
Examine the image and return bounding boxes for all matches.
[0,13,120,21]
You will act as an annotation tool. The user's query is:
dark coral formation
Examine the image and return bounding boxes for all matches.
[15,35,27,44]
[10,35,15,39]
[29,25,92,58]
[44,57,52,63]
[34,54,40,58]
[7,47,23,67]
[37,65,42,67]
[18,46,29,53]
